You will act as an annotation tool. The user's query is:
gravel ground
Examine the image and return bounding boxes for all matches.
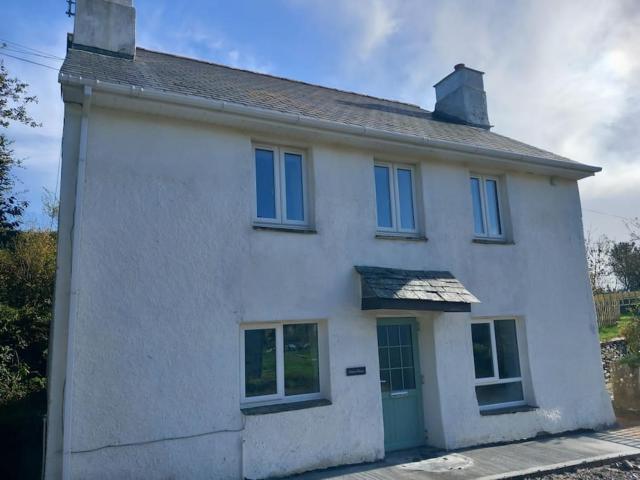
[529,458,640,479]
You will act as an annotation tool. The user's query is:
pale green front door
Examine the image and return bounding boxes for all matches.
[377,318,425,452]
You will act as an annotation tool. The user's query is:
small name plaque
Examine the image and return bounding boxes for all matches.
[346,366,366,376]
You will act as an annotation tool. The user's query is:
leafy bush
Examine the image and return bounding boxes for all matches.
[619,352,640,369]
[619,308,640,368]
[0,230,55,405]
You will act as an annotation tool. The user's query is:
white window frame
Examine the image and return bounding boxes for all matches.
[470,174,505,240]
[253,144,309,227]
[240,322,323,406]
[470,318,525,411]
[374,161,418,234]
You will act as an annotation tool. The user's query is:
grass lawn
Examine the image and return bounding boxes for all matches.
[599,314,634,342]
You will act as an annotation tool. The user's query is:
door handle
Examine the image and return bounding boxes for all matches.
[390,391,409,397]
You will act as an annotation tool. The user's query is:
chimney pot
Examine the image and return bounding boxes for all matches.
[433,64,491,129]
[73,0,136,58]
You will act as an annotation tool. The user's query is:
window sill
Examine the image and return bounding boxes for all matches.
[375,233,428,242]
[472,238,514,245]
[241,398,331,416]
[480,405,538,416]
[253,224,317,234]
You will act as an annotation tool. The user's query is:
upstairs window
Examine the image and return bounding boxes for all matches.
[471,319,525,410]
[255,145,308,226]
[470,175,503,239]
[374,162,417,233]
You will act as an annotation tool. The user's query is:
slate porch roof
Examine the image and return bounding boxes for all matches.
[355,266,480,312]
[60,47,588,169]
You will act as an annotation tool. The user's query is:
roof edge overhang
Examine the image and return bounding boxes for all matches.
[362,297,471,312]
[355,265,479,313]
[58,74,601,180]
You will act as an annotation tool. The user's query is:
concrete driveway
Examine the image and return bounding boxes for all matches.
[287,427,640,480]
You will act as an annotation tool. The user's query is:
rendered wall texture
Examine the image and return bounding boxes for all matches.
[62,106,614,479]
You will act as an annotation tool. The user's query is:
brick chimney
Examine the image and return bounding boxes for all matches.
[434,64,491,130]
[72,0,136,59]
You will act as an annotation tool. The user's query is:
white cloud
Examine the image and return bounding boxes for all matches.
[347,0,399,61]
[138,13,272,73]
[290,0,399,64]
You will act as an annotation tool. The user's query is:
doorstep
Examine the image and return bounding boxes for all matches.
[286,427,640,480]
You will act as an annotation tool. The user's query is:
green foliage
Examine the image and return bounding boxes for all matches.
[599,313,635,342]
[0,60,41,238]
[619,352,640,369]
[0,230,56,405]
[620,313,640,354]
[619,308,640,369]
[610,242,640,291]
[0,61,48,479]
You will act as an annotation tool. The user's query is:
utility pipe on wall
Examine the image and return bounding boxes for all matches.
[62,85,92,480]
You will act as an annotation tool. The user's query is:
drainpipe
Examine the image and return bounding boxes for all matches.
[62,85,92,480]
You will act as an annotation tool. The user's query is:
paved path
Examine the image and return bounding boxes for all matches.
[288,427,640,480]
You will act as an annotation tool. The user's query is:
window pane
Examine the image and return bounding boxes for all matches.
[399,325,411,346]
[397,168,415,230]
[401,347,413,367]
[284,324,319,396]
[403,368,416,390]
[485,179,502,236]
[390,369,403,391]
[470,177,485,235]
[375,166,393,228]
[255,149,276,219]
[378,348,389,369]
[471,323,494,378]
[284,153,304,221]
[377,326,388,347]
[495,320,521,379]
[475,381,524,407]
[244,329,277,397]
[387,326,400,346]
[388,347,402,368]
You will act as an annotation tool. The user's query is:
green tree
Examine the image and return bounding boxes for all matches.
[0,60,40,239]
[0,230,56,404]
[609,241,640,291]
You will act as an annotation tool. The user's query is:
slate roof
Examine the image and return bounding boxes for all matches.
[355,266,479,311]
[60,47,581,167]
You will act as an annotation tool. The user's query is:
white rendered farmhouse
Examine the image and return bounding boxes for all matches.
[45,1,615,478]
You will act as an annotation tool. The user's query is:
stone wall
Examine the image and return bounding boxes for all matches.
[601,339,628,385]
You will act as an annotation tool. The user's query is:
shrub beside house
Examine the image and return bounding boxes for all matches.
[612,311,640,414]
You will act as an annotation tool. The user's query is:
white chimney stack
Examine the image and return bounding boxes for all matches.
[434,64,491,130]
[73,0,136,58]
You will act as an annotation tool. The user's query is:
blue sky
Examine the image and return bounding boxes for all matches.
[3,0,639,238]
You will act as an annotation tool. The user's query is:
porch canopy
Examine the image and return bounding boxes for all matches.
[355,266,480,312]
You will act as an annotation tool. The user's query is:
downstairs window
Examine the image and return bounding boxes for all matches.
[241,322,321,405]
[470,318,525,410]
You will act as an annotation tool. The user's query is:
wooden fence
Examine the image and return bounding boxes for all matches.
[594,290,640,327]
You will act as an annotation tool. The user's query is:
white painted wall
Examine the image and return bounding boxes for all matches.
[45,103,82,479]
[58,104,614,479]
[417,314,446,447]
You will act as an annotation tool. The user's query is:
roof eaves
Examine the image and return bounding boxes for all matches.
[58,73,601,177]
